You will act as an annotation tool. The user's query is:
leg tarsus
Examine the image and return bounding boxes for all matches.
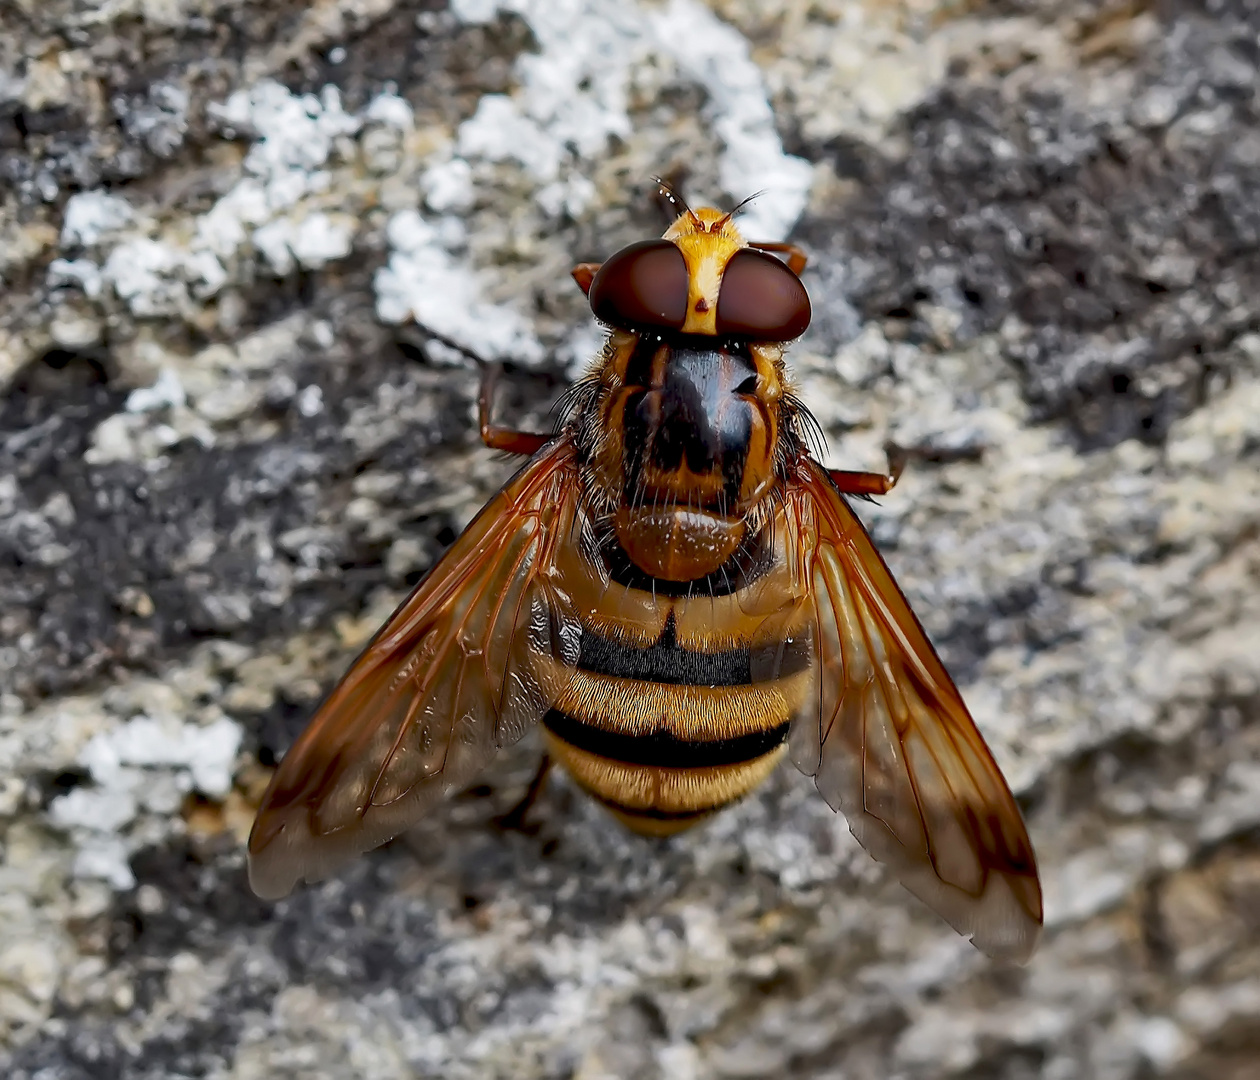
[493,755,553,834]
[827,440,985,497]
[828,442,906,497]
[478,361,551,456]
[399,327,550,456]
[749,241,808,276]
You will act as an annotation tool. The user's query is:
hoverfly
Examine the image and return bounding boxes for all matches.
[248,191,1043,961]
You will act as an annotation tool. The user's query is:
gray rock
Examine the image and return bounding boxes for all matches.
[2,1,1258,1077]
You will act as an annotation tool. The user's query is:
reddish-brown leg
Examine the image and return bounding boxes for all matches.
[479,362,551,456]
[828,444,908,497]
[750,241,808,275]
[493,754,553,833]
[571,262,600,296]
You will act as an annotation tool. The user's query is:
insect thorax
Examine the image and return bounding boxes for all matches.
[573,331,792,582]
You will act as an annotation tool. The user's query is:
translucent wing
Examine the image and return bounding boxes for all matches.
[785,457,1043,961]
[248,437,584,899]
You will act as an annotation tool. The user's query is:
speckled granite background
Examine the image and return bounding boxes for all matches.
[1,1,1258,1077]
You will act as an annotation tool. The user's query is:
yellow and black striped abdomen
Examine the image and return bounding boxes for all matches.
[540,531,814,834]
[554,328,812,833]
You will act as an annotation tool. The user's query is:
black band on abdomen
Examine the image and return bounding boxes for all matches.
[576,612,810,686]
[542,707,790,769]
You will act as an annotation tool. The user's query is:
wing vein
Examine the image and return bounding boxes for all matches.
[783,455,1043,961]
[248,438,582,900]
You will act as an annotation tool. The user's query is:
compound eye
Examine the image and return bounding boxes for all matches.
[715,249,811,341]
[588,240,688,330]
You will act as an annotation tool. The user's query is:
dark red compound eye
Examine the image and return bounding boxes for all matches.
[715,249,811,341]
[588,240,689,331]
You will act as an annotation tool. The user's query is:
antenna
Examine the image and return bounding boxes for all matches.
[715,189,764,231]
[652,176,702,229]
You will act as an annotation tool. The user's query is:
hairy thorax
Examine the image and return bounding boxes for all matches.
[579,331,788,581]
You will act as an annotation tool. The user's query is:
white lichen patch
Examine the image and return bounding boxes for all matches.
[60,191,136,248]
[3,629,354,905]
[210,81,363,179]
[44,3,815,377]
[449,0,813,239]
[371,0,814,363]
[375,209,546,363]
[47,82,372,321]
[46,713,243,890]
[84,315,311,465]
[0,676,245,1035]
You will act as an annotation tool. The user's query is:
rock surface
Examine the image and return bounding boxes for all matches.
[2,1,1259,1077]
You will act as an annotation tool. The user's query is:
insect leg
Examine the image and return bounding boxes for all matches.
[749,241,808,275]
[827,440,985,496]
[828,444,907,497]
[571,263,600,296]
[479,362,551,456]
[493,754,553,833]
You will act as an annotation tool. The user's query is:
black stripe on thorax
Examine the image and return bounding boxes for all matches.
[578,612,810,686]
[621,332,753,388]
[620,335,756,510]
[595,524,772,598]
[542,708,790,769]
[622,333,667,389]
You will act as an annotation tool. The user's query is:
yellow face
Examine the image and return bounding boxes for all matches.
[663,206,746,336]
[571,205,813,537]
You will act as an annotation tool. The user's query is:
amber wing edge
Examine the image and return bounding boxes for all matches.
[247,436,583,900]
[785,455,1044,962]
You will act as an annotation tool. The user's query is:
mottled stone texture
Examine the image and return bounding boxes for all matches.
[2,1,1258,1078]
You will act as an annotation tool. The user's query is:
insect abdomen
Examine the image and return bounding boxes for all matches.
[540,608,812,835]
